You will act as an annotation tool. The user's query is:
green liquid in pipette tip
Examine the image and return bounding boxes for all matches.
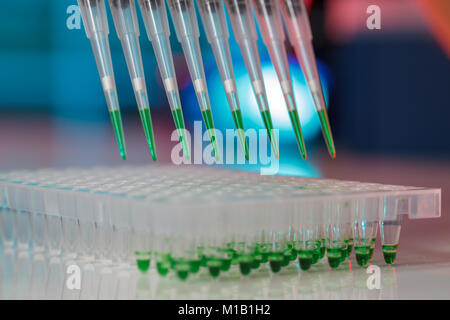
[231,109,249,161]
[138,108,157,161]
[318,109,336,158]
[201,109,219,160]
[298,249,313,271]
[171,108,190,160]
[382,244,398,264]
[238,255,253,276]
[288,110,307,159]
[355,246,371,267]
[260,110,279,160]
[109,110,127,160]
[327,248,342,269]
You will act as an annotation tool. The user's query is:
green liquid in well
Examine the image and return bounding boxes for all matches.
[171,108,190,160]
[288,110,307,159]
[340,246,348,262]
[355,246,371,267]
[369,247,374,260]
[231,109,249,161]
[312,247,321,264]
[290,248,298,261]
[201,109,219,160]
[383,244,398,264]
[175,263,190,280]
[238,255,253,276]
[207,259,221,278]
[252,255,262,269]
[156,260,170,276]
[327,248,342,269]
[269,253,283,273]
[220,257,232,272]
[260,110,279,159]
[298,250,313,271]
[258,244,270,263]
[189,258,201,274]
[109,110,127,160]
[319,246,326,259]
[281,251,291,267]
[137,258,150,273]
[139,108,157,161]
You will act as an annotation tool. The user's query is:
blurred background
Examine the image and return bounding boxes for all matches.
[0,0,449,270]
[0,0,449,173]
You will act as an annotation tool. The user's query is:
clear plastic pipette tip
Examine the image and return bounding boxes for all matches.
[171,108,190,161]
[318,109,336,158]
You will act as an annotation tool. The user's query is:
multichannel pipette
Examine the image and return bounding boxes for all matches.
[224,0,279,160]
[196,0,249,160]
[78,0,127,160]
[138,0,190,160]
[167,0,219,160]
[108,0,157,161]
[252,0,307,159]
[280,0,336,158]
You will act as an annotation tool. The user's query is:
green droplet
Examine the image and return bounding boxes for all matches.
[238,255,253,276]
[138,108,157,161]
[207,259,221,278]
[109,110,127,160]
[171,108,190,160]
[201,109,219,160]
[288,110,307,159]
[231,109,249,161]
[298,250,313,271]
[269,252,283,273]
[327,248,342,269]
[382,244,398,264]
[355,246,371,267]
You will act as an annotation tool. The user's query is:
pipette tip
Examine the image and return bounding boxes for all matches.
[231,109,249,161]
[260,110,279,160]
[172,108,191,161]
[288,110,307,160]
[109,110,127,161]
[318,109,336,159]
[201,109,220,161]
[139,108,157,162]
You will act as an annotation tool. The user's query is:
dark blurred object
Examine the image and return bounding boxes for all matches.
[323,0,450,157]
